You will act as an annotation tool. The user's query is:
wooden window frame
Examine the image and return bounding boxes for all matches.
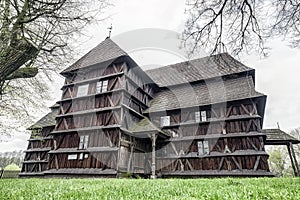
[197,140,209,155]
[96,80,109,93]
[195,111,201,122]
[160,116,170,127]
[79,135,89,150]
[77,84,89,97]
[201,110,207,122]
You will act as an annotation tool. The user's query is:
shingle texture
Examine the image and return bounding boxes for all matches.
[61,38,127,74]
[145,53,253,87]
[263,129,300,144]
[145,75,264,113]
[129,118,161,133]
[29,107,59,129]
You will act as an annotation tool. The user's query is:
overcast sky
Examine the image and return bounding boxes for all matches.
[1,0,300,152]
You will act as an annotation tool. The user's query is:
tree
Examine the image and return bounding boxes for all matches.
[268,148,293,177]
[183,0,300,56]
[0,0,109,132]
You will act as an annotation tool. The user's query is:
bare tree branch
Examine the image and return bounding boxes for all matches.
[183,0,300,56]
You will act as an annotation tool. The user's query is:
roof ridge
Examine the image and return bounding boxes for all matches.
[145,52,249,72]
[145,53,253,87]
[61,38,127,74]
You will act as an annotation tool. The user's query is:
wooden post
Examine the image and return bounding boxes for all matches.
[150,133,157,179]
[0,168,4,178]
[287,143,297,176]
[290,142,299,177]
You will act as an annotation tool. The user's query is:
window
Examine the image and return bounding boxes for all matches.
[96,80,109,93]
[195,111,207,122]
[77,84,89,97]
[79,135,89,149]
[68,154,77,160]
[160,116,170,127]
[195,111,201,122]
[201,111,207,121]
[197,141,209,155]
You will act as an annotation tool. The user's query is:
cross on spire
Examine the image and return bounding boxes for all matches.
[107,24,113,38]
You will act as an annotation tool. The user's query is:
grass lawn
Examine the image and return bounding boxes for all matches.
[0,178,299,199]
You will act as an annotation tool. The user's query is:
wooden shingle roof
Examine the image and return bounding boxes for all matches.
[28,106,59,130]
[145,53,253,87]
[61,38,127,74]
[263,129,300,144]
[145,75,264,113]
[129,118,162,133]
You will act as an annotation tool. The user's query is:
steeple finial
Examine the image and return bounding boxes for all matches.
[107,24,112,38]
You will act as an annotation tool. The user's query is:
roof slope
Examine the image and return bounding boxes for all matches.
[28,107,59,129]
[145,53,253,87]
[129,118,161,133]
[145,75,264,113]
[263,129,300,144]
[61,38,127,74]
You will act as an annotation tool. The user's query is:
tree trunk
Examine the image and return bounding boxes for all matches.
[0,40,38,82]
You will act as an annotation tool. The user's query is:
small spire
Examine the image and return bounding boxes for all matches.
[107,24,112,38]
[277,122,280,129]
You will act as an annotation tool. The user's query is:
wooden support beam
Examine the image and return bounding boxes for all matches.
[289,142,299,176]
[287,143,297,176]
[116,130,122,172]
[170,143,179,155]
[55,155,59,170]
[247,137,258,151]
[127,137,134,172]
[226,106,233,117]
[186,159,194,171]
[231,156,242,171]
[241,104,250,115]
[218,157,225,171]
[150,133,157,179]
[251,102,258,115]
[253,156,261,171]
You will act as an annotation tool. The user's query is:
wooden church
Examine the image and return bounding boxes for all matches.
[20,38,273,177]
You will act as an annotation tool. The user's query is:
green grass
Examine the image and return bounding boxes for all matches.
[0,178,299,199]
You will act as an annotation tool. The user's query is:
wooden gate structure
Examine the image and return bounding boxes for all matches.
[20,38,277,177]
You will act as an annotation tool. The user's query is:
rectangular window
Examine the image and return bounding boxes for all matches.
[195,111,201,122]
[79,153,83,160]
[160,116,170,127]
[96,81,102,93]
[77,84,89,97]
[79,135,89,149]
[96,80,109,93]
[201,111,207,121]
[197,141,209,155]
[102,80,108,92]
[68,154,77,160]
[83,135,89,149]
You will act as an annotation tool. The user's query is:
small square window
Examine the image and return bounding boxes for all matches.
[102,80,108,92]
[96,80,109,93]
[197,141,209,155]
[96,81,102,93]
[201,111,207,121]
[77,84,89,97]
[160,116,170,127]
[195,111,201,122]
[79,135,89,149]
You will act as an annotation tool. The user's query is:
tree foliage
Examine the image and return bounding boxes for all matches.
[0,0,109,132]
[183,0,300,56]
